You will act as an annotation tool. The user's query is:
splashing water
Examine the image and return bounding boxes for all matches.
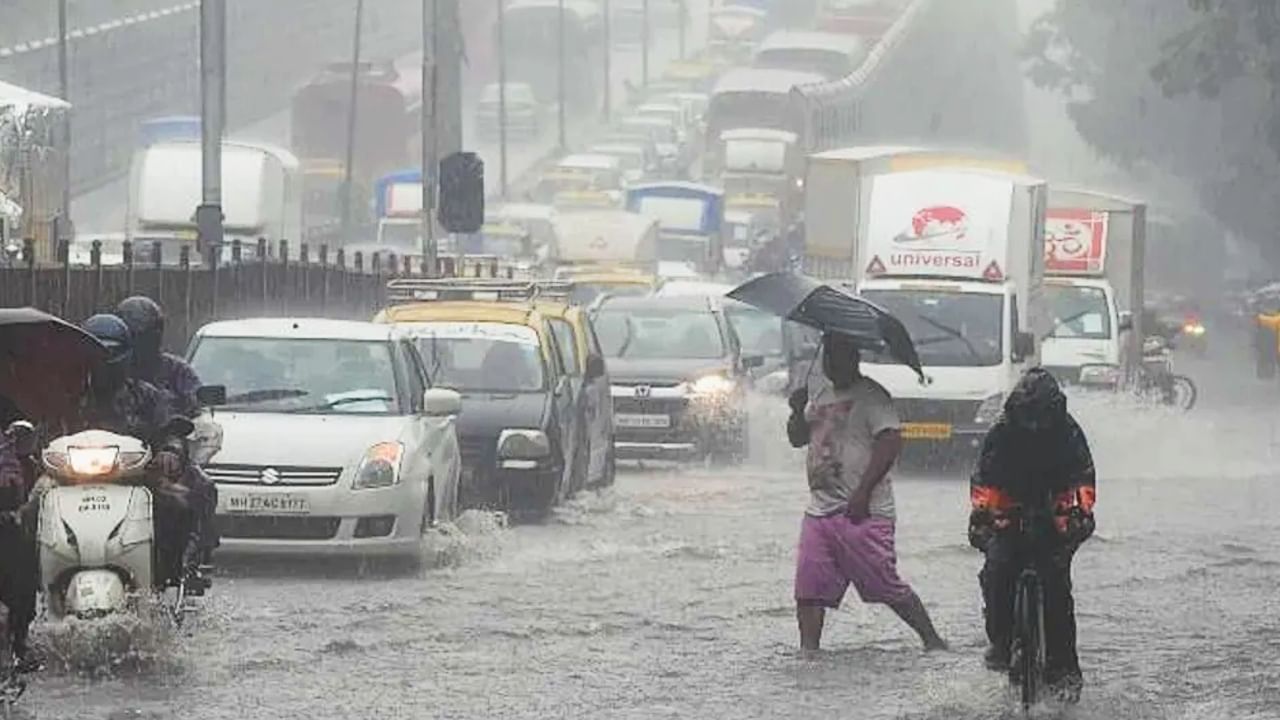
[36,594,181,678]
[416,509,509,570]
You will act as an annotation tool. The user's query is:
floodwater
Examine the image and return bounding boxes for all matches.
[16,343,1280,719]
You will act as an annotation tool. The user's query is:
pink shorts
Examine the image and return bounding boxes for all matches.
[794,514,913,607]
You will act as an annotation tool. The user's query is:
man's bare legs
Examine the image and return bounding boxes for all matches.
[797,593,948,651]
[797,604,826,651]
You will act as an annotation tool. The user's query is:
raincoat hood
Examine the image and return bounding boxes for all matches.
[1004,367,1067,430]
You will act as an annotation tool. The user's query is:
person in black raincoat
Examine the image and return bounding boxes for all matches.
[0,395,39,671]
[969,368,1097,702]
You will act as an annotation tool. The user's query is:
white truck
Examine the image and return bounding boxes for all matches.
[1041,189,1146,387]
[853,168,1049,462]
[127,140,302,260]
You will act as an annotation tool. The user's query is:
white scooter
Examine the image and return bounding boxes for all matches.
[36,423,199,622]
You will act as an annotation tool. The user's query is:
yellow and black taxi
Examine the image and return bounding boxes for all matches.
[374,280,591,516]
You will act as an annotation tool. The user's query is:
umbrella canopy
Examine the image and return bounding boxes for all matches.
[0,308,106,421]
[727,272,925,378]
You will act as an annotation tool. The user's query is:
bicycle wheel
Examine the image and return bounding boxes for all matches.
[1169,375,1197,411]
[1012,573,1046,711]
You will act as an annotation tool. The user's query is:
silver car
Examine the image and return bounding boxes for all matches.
[188,319,463,558]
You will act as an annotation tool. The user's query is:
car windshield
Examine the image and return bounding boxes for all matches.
[1046,284,1112,339]
[412,323,545,393]
[727,305,783,357]
[569,282,650,306]
[190,337,401,414]
[860,289,1004,367]
[595,306,726,360]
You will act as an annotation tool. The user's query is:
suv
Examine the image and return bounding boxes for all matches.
[591,294,761,462]
[375,288,586,517]
[187,319,463,557]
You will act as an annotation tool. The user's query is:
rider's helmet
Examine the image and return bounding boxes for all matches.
[1003,367,1066,433]
[81,313,133,368]
[115,296,165,359]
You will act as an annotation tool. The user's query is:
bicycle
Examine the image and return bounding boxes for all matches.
[1004,503,1059,713]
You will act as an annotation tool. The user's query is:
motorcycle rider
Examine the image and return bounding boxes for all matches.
[0,395,39,671]
[114,296,218,566]
[969,368,1096,703]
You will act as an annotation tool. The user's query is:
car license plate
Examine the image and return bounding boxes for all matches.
[615,413,671,429]
[901,422,952,440]
[222,493,310,515]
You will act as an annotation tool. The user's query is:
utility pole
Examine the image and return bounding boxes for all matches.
[557,0,567,150]
[339,0,365,246]
[497,0,508,198]
[196,0,226,257]
[678,0,687,59]
[57,0,72,240]
[422,0,436,273]
[641,0,650,89]
[602,0,611,121]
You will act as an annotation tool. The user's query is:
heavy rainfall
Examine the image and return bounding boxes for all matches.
[0,0,1278,718]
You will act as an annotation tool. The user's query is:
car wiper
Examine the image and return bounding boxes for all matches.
[222,388,310,407]
[616,318,637,358]
[1048,309,1092,338]
[916,313,982,362]
[287,392,394,413]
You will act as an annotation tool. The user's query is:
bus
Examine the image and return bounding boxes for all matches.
[705,68,823,174]
[752,31,868,81]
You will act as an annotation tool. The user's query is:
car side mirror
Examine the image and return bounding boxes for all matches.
[585,355,606,380]
[1118,311,1133,332]
[742,354,765,370]
[1013,331,1036,362]
[423,388,462,417]
[5,420,36,456]
[196,384,227,408]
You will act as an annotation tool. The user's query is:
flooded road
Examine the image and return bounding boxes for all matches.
[20,345,1280,719]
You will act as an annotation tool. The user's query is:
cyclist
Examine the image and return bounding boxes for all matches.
[969,368,1096,702]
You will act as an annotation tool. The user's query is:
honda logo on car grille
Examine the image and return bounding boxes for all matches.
[260,467,281,485]
[634,385,652,398]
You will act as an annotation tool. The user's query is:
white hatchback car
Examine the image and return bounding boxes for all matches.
[188,319,463,557]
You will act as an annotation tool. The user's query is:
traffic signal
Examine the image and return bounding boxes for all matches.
[437,152,484,234]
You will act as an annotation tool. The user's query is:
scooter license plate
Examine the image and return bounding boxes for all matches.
[222,493,310,515]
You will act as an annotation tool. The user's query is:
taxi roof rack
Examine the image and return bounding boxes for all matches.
[386,278,573,304]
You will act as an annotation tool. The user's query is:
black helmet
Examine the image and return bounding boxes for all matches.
[1004,367,1066,432]
[81,313,133,367]
[115,296,165,339]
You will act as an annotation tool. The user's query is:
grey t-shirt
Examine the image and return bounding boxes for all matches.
[803,376,901,519]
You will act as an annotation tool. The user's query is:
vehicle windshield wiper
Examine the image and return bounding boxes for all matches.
[916,313,982,362]
[287,392,394,414]
[616,318,636,358]
[222,388,309,407]
[1048,309,1092,338]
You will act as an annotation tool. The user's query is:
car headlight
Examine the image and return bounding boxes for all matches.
[497,429,551,460]
[1183,323,1206,336]
[1079,364,1121,387]
[67,446,119,477]
[352,442,404,490]
[687,374,736,397]
[973,394,1004,425]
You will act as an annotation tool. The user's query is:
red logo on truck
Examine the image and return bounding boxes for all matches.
[895,205,969,245]
[1045,209,1107,274]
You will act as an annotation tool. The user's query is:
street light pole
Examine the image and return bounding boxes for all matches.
[641,0,650,89]
[339,0,365,247]
[557,0,567,150]
[497,0,508,198]
[57,0,71,239]
[422,0,438,274]
[196,0,226,257]
[602,0,611,121]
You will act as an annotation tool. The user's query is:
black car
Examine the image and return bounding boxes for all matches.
[591,295,761,463]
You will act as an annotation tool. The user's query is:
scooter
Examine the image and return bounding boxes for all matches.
[36,422,202,622]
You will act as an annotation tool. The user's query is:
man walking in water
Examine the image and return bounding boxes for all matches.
[787,332,947,652]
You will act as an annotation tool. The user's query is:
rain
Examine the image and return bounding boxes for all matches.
[2,0,1280,718]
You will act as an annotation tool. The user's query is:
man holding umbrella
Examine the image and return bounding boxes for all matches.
[786,332,947,652]
[727,272,946,652]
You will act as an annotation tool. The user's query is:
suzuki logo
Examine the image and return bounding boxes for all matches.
[260,467,281,485]
[634,385,652,398]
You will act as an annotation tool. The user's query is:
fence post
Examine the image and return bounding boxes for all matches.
[23,239,37,308]
[210,241,221,319]
[353,252,365,318]
[59,240,71,318]
[180,245,193,344]
[336,248,347,305]
[257,237,269,314]
[279,240,290,315]
[319,244,330,313]
[152,241,164,307]
[91,240,104,310]
[122,240,135,295]
[300,243,311,308]
[402,255,412,278]
[231,239,243,318]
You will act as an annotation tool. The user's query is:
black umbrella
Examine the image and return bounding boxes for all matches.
[0,307,106,421]
[727,272,925,379]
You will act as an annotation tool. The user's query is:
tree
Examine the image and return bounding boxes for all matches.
[1026,0,1280,268]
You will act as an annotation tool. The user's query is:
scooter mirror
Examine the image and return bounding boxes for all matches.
[165,417,195,438]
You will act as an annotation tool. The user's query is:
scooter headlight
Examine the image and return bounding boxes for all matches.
[67,446,119,477]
